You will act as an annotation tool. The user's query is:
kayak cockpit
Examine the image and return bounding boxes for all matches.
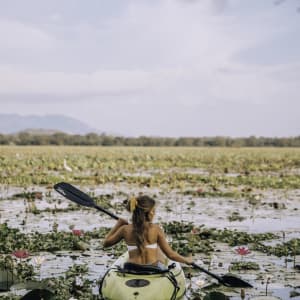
[117,262,176,275]
[100,252,186,300]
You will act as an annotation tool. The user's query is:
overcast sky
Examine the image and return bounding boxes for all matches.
[0,0,299,137]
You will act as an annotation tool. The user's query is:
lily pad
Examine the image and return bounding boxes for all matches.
[20,288,55,300]
[0,269,14,291]
[203,291,229,300]
[249,297,281,300]
[10,280,49,291]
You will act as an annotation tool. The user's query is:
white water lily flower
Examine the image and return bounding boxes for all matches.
[75,276,83,286]
[254,194,261,201]
[196,279,206,287]
[33,256,45,266]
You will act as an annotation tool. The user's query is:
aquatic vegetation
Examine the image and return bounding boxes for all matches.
[162,221,194,235]
[0,255,34,282]
[253,238,300,257]
[206,228,278,247]
[290,290,300,298]
[183,189,241,198]
[0,223,108,253]
[229,261,260,271]
[0,295,19,300]
[0,146,299,299]
[1,147,299,189]
[10,191,43,200]
[203,291,229,300]
[228,211,246,222]
[261,275,273,296]
[42,264,95,300]
[171,238,214,256]
[13,261,35,282]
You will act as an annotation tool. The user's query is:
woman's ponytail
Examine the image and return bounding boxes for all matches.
[127,195,155,254]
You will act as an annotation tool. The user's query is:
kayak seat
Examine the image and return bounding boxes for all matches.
[119,262,173,275]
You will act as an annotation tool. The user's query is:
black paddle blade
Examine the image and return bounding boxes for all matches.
[192,263,252,288]
[54,182,119,220]
[221,274,253,288]
[54,182,95,207]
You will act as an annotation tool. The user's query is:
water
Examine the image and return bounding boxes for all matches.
[0,185,299,299]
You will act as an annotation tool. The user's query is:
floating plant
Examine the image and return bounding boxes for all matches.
[229,261,260,271]
[1,146,300,299]
[228,211,246,222]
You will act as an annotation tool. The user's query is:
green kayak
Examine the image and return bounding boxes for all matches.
[100,252,186,300]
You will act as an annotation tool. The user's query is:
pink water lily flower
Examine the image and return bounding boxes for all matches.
[72,229,83,236]
[235,246,251,256]
[12,250,30,259]
[191,227,200,235]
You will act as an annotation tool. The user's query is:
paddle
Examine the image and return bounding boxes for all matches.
[54,182,118,220]
[53,182,253,288]
[192,263,252,288]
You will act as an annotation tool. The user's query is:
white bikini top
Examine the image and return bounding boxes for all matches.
[127,243,157,251]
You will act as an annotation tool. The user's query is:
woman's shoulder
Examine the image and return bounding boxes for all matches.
[149,223,162,231]
[122,224,133,237]
[124,223,133,230]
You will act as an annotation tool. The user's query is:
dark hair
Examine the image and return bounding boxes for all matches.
[126,195,155,254]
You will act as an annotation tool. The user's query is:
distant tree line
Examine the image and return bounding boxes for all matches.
[0,132,299,147]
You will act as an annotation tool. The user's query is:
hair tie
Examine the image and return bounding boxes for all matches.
[129,197,138,212]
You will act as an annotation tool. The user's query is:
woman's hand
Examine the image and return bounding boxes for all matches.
[184,256,194,265]
[103,218,128,248]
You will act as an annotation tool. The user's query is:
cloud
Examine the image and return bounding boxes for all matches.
[211,0,229,13]
[0,67,155,96]
[0,1,299,136]
[0,19,55,50]
[178,0,229,11]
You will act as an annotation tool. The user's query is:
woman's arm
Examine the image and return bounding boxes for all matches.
[103,218,128,248]
[157,225,193,264]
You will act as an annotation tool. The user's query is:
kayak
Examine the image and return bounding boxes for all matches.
[100,252,186,300]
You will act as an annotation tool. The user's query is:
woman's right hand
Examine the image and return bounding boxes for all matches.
[184,256,193,265]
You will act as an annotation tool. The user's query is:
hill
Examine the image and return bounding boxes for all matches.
[0,114,97,134]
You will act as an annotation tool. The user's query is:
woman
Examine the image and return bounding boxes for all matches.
[103,195,193,266]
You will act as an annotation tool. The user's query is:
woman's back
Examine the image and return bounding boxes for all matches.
[123,223,159,265]
[103,195,193,266]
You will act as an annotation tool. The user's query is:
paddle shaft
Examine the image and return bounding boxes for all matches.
[93,203,119,220]
[192,263,224,283]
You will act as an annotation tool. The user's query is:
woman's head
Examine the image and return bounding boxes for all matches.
[127,195,155,220]
[126,195,156,253]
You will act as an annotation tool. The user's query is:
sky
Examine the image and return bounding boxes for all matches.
[0,0,299,137]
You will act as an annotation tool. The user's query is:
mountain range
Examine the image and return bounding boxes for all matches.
[0,114,97,134]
